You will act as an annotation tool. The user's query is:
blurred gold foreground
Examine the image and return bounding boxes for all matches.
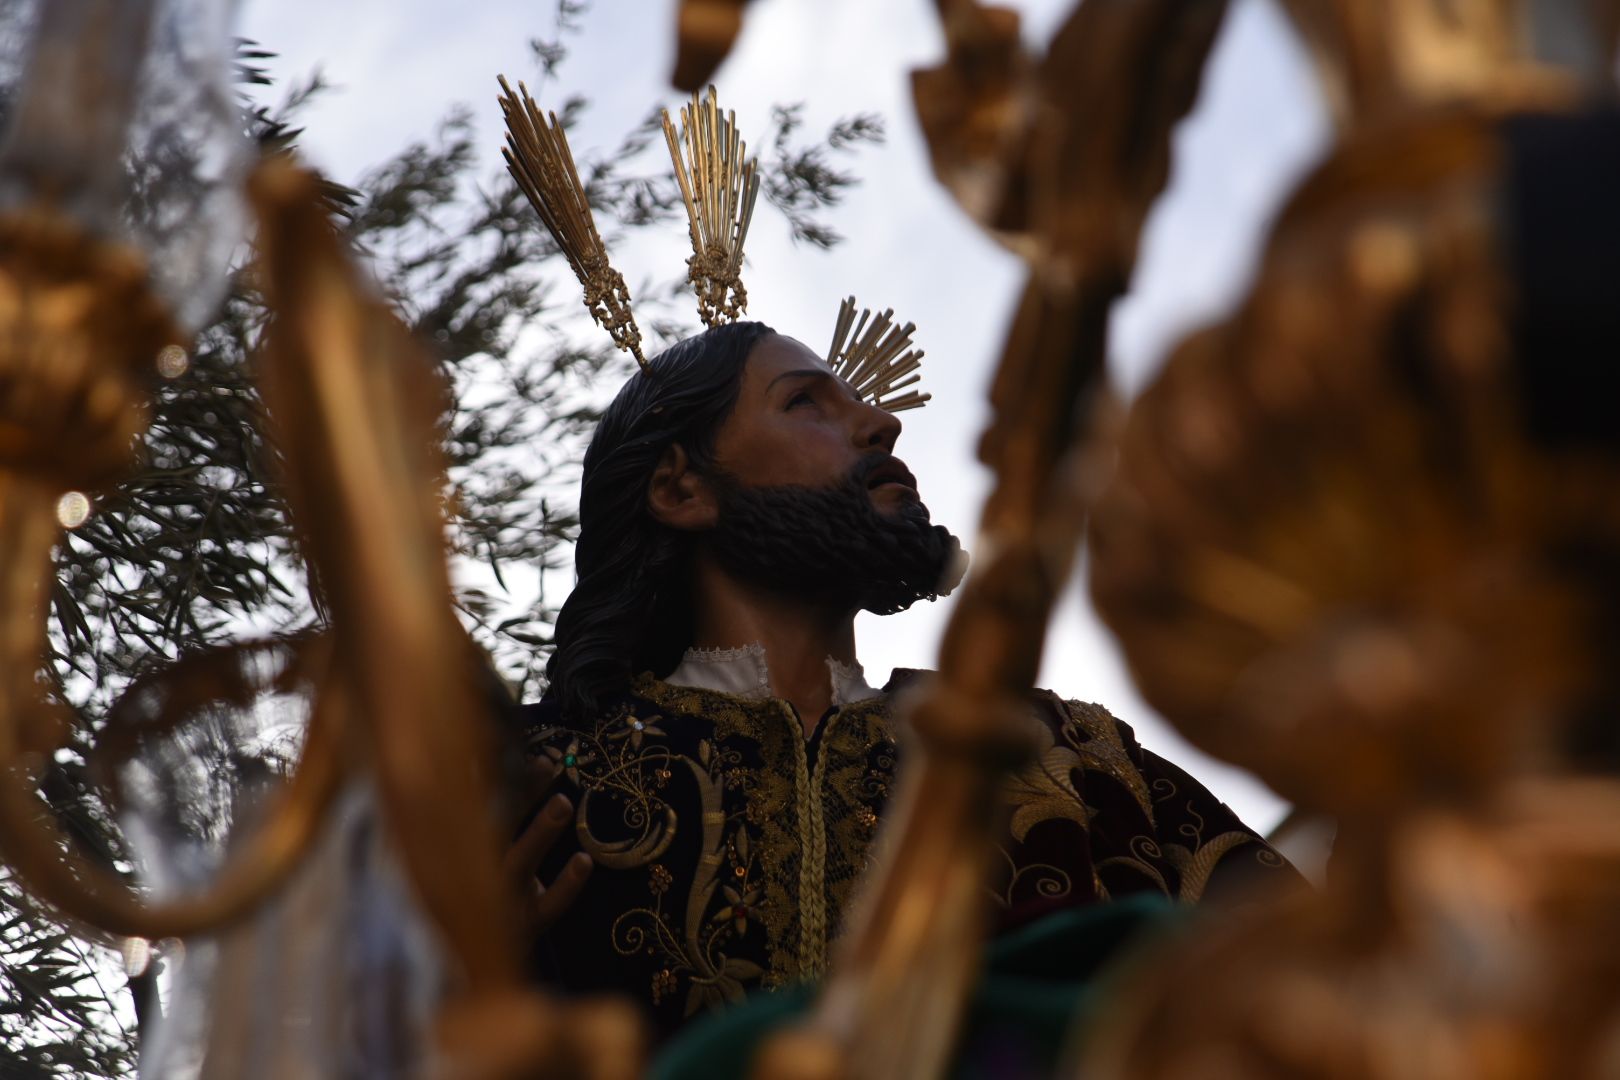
[4,1,1620,1077]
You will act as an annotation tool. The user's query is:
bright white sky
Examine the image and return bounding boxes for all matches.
[237,0,1331,833]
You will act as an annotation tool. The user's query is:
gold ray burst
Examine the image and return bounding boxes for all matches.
[663,86,761,327]
[826,297,931,413]
[498,75,646,370]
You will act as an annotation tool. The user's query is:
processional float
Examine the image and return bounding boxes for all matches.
[1,0,1618,1078]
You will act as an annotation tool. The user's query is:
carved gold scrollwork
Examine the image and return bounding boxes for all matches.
[0,212,175,489]
[0,243,343,940]
[0,159,644,1077]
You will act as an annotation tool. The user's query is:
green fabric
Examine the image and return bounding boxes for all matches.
[652,895,1181,1080]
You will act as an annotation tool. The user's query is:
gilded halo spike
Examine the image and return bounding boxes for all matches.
[496,79,931,411]
[662,86,761,327]
[498,75,647,370]
[827,297,931,413]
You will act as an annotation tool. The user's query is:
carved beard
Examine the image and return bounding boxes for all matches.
[703,454,967,615]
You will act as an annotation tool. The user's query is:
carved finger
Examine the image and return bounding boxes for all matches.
[515,755,562,824]
[506,793,574,881]
[531,852,593,933]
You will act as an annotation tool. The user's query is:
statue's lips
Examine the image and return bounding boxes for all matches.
[865,460,918,493]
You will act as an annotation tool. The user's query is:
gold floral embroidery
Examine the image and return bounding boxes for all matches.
[542,736,596,787]
[630,677,897,986]
[1162,831,1257,903]
[530,689,779,1016]
[1001,715,1092,843]
[530,710,677,870]
[630,677,811,989]
[1057,696,1156,821]
[996,844,1076,907]
[1078,751,1277,903]
[816,699,896,947]
[608,712,666,749]
[601,734,769,1017]
[535,677,1264,1023]
[985,699,1162,910]
[1097,834,1173,896]
[573,743,679,870]
[1157,789,1263,902]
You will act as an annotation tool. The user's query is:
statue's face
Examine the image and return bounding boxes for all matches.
[708,333,921,515]
[655,330,963,614]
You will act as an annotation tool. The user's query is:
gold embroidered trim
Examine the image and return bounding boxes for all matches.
[800,708,835,979]
[819,706,898,932]
[631,676,805,985]
[541,698,768,1016]
[623,675,890,985]
[633,672,779,719]
[776,700,825,978]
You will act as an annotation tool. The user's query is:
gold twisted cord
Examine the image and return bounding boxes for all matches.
[498,75,647,370]
[827,297,931,413]
[663,85,760,327]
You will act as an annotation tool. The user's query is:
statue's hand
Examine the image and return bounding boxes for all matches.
[506,757,593,935]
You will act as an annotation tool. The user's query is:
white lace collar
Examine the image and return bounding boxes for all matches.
[664,642,881,707]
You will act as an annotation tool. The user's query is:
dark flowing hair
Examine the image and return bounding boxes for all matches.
[544,321,777,723]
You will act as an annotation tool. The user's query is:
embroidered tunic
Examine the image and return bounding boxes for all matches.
[517,664,1294,1041]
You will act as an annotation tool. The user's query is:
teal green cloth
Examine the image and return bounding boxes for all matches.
[652,895,1181,1080]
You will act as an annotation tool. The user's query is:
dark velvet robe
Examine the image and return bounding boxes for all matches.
[517,671,1295,1042]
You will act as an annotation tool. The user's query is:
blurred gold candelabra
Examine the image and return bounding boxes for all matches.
[0,3,637,1077]
[671,1,1620,1078]
[4,1,1620,1078]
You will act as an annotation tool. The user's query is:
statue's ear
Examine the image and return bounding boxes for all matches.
[647,443,719,531]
